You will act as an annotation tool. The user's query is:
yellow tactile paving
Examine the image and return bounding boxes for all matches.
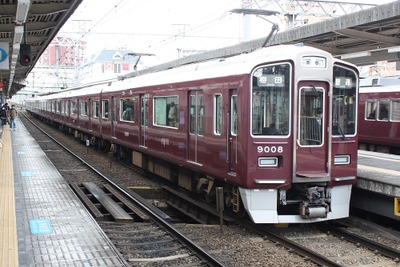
[0,126,18,267]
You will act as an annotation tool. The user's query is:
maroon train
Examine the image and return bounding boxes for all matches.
[359,77,400,154]
[26,44,359,224]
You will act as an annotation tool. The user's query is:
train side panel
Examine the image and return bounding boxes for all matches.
[25,44,359,224]
[359,86,400,152]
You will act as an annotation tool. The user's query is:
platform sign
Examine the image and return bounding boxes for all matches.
[0,42,9,70]
[29,219,53,235]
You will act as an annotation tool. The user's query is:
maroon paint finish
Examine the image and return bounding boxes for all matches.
[359,90,400,148]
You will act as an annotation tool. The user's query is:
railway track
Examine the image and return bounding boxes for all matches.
[269,221,400,267]
[21,111,400,267]
[21,112,226,267]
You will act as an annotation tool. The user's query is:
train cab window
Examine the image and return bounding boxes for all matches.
[332,66,358,136]
[102,100,109,119]
[214,94,222,135]
[391,99,400,121]
[71,101,77,115]
[80,101,88,116]
[93,101,99,118]
[365,100,377,120]
[378,99,389,121]
[120,98,134,122]
[154,96,178,128]
[251,63,290,136]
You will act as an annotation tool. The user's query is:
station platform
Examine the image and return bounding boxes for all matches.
[0,121,127,267]
[353,150,400,221]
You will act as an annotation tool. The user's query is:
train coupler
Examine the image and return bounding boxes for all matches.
[300,203,328,218]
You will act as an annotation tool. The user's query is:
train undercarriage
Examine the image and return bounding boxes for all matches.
[35,116,337,223]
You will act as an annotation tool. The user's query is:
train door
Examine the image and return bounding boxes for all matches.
[227,89,239,175]
[111,96,117,138]
[188,90,204,164]
[295,82,329,180]
[139,94,149,147]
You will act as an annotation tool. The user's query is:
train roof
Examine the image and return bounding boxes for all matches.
[32,44,354,100]
[359,85,400,94]
[360,77,400,87]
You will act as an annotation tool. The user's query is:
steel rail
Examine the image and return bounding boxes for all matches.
[22,113,226,267]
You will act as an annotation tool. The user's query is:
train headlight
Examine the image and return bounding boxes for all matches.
[301,56,326,68]
[334,155,350,165]
[258,157,278,167]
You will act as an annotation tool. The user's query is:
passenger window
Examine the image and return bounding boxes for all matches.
[231,95,238,136]
[93,101,99,118]
[214,94,222,135]
[391,99,400,121]
[81,101,88,116]
[120,98,134,122]
[71,101,77,115]
[365,100,377,120]
[102,100,109,119]
[154,96,178,128]
[378,99,389,121]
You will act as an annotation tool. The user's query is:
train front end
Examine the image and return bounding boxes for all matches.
[239,47,359,223]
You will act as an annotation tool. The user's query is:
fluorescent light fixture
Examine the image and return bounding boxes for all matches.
[341,51,371,59]
[16,0,31,25]
[13,26,24,44]
[388,46,400,53]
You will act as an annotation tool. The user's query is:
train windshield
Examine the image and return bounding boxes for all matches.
[251,63,290,136]
[332,66,358,137]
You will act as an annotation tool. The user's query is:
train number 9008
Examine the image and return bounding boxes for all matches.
[257,146,283,154]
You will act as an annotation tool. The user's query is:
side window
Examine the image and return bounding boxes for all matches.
[231,95,238,136]
[365,100,377,120]
[391,99,400,121]
[81,101,88,116]
[71,101,77,115]
[154,96,178,128]
[120,98,134,122]
[61,101,65,114]
[93,101,99,118]
[102,100,109,119]
[378,99,389,121]
[214,94,222,135]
